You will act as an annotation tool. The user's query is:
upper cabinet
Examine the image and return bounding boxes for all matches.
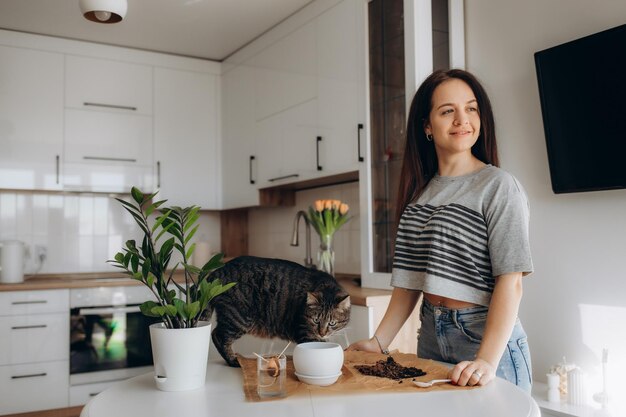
[0,45,64,190]
[316,0,366,174]
[63,55,154,193]
[221,0,366,208]
[65,55,152,115]
[0,31,221,199]
[154,68,220,209]
[221,64,258,208]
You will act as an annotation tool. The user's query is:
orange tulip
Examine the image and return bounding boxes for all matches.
[324,200,333,210]
[339,203,349,215]
[314,200,324,212]
[332,200,341,209]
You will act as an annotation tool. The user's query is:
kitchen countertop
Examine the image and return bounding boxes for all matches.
[0,272,392,308]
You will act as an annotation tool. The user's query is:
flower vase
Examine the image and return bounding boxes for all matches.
[318,234,335,276]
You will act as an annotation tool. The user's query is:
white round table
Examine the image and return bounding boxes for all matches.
[81,361,540,417]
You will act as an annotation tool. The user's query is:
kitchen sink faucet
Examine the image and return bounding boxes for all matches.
[290,210,315,269]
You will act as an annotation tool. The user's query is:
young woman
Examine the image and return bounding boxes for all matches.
[347,69,534,392]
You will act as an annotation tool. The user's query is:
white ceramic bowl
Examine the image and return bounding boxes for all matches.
[294,371,342,386]
[292,342,344,377]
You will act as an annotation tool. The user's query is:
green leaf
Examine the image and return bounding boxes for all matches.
[201,253,224,273]
[146,273,155,288]
[159,237,175,260]
[184,301,201,320]
[140,301,160,317]
[185,242,196,260]
[173,298,187,319]
[141,257,152,279]
[131,187,144,205]
[184,225,199,245]
[151,209,173,233]
[164,304,177,316]
[123,252,132,267]
[114,252,125,264]
[145,199,167,217]
[154,220,175,242]
[183,263,202,275]
[115,198,141,214]
[131,254,139,273]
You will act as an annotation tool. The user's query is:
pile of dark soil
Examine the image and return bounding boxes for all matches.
[355,356,426,380]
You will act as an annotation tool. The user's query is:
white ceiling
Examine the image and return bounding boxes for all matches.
[0,0,314,61]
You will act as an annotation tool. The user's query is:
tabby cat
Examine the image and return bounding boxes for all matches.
[202,256,351,367]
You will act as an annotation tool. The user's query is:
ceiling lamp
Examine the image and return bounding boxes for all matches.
[79,0,127,24]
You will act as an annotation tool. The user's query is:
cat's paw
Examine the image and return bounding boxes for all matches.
[226,358,241,368]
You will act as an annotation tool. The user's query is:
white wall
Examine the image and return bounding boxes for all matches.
[0,191,221,274]
[248,182,361,274]
[465,0,626,388]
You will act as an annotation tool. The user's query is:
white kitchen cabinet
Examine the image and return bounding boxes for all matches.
[65,55,152,115]
[255,98,320,188]
[0,289,69,415]
[0,313,69,365]
[316,0,367,174]
[154,67,220,209]
[221,64,259,209]
[250,20,317,121]
[0,360,69,415]
[0,45,64,190]
[63,109,154,193]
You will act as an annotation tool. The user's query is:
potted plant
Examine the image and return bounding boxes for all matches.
[108,187,235,391]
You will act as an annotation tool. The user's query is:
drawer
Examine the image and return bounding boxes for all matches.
[0,313,69,365]
[0,360,69,414]
[0,289,69,316]
[65,55,152,115]
[70,380,116,406]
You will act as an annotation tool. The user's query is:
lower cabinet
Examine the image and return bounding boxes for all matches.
[69,380,117,407]
[0,360,69,415]
[0,289,70,414]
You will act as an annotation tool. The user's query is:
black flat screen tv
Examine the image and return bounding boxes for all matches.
[534,24,626,194]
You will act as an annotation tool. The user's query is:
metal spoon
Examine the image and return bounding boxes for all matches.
[413,378,452,388]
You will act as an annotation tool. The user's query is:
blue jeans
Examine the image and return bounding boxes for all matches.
[417,298,533,393]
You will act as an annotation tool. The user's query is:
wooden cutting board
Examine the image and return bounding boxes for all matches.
[238,350,476,402]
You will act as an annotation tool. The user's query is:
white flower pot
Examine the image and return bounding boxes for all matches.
[149,321,212,391]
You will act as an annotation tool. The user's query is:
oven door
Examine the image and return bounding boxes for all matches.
[70,305,159,375]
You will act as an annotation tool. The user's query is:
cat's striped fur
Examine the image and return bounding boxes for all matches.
[203,256,351,367]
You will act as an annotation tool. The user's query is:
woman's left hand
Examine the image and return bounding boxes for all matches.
[449,358,495,387]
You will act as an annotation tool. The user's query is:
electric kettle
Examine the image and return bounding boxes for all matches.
[0,240,26,284]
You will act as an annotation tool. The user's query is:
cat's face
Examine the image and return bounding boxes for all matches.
[305,292,351,339]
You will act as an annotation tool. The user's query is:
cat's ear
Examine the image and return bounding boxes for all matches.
[307,292,320,306]
[337,294,351,310]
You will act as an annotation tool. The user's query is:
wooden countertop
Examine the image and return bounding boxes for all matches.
[0,272,392,307]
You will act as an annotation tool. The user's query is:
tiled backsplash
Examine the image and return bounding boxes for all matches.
[248,182,361,274]
[0,191,221,274]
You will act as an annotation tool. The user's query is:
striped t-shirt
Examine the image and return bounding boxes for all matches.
[391,165,533,306]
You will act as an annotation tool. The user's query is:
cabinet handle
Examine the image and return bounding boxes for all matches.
[56,155,60,184]
[83,102,137,111]
[11,373,47,380]
[83,156,137,163]
[357,123,364,162]
[316,136,323,171]
[11,300,47,305]
[157,161,161,188]
[249,156,255,185]
[268,174,299,182]
[11,325,47,330]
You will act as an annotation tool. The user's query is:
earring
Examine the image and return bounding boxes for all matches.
[426,134,433,142]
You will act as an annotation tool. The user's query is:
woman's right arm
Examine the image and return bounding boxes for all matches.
[346,287,421,353]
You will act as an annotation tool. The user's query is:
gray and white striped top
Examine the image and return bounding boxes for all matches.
[391,165,533,306]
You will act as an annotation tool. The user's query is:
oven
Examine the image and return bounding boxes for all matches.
[68,285,160,405]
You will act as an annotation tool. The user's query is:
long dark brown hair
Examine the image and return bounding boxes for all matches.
[395,69,500,223]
